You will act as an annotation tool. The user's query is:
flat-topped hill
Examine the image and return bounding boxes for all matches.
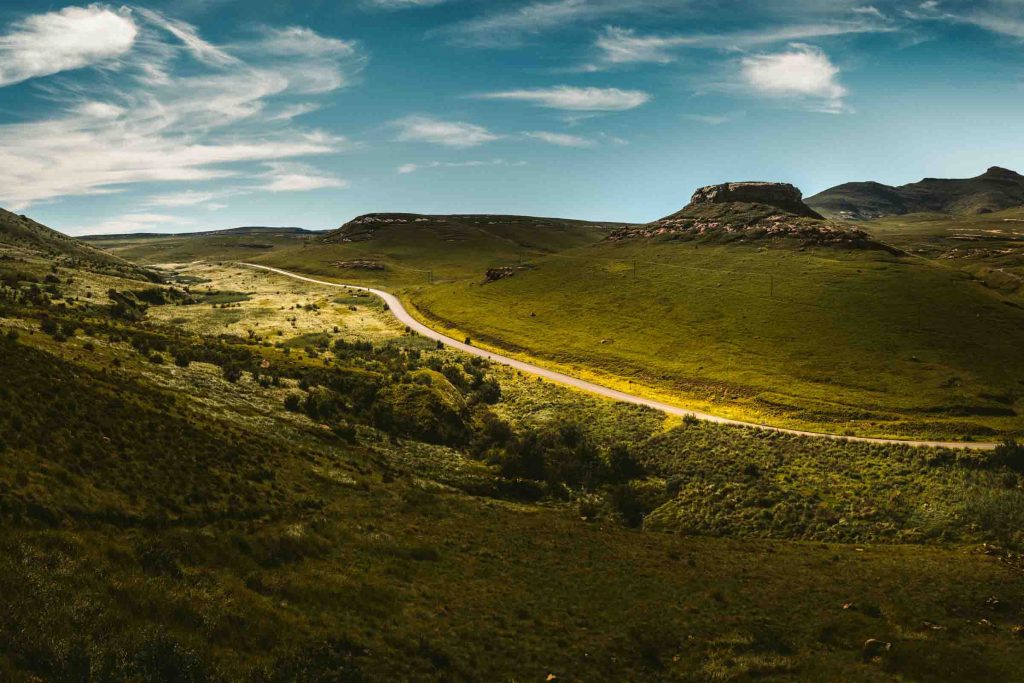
[610,182,899,253]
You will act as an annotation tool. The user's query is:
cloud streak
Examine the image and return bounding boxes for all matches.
[477,86,650,110]
[393,116,501,147]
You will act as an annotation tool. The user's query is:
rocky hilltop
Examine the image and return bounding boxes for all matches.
[808,166,1024,219]
[688,182,823,219]
[610,181,901,253]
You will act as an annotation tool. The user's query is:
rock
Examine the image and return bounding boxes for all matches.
[861,639,891,662]
[688,182,824,219]
[334,260,385,270]
[484,267,515,283]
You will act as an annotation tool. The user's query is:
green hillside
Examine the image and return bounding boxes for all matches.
[80,226,325,265]
[0,208,155,280]
[861,207,1024,300]
[3,249,1024,680]
[411,237,1024,440]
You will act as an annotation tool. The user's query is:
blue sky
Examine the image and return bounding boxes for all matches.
[0,0,1022,235]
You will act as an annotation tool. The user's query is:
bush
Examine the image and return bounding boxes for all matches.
[283,394,303,412]
[991,439,1024,473]
[607,444,643,483]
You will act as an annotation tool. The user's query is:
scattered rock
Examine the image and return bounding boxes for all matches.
[334,260,385,270]
[861,639,891,662]
[484,267,515,283]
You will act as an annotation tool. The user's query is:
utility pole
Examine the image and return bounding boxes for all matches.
[770,275,774,299]
[632,259,637,281]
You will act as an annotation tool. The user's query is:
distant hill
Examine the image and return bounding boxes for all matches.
[808,166,1024,219]
[0,208,155,279]
[323,213,621,245]
[610,182,900,253]
[82,226,322,240]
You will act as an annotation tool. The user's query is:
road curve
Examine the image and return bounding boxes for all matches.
[242,263,999,451]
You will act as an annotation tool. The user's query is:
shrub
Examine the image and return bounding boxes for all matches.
[991,439,1024,473]
[283,394,303,412]
[607,443,644,483]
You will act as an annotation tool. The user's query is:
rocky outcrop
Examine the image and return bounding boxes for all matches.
[688,182,823,219]
[607,180,903,254]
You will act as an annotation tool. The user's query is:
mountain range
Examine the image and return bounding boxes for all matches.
[807,166,1024,219]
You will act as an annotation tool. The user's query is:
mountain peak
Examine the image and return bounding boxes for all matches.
[982,166,1021,179]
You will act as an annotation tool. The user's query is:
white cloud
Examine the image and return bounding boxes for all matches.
[524,131,596,147]
[740,45,848,112]
[477,86,650,111]
[0,5,138,87]
[258,162,348,192]
[73,212,195,236]
[397,159,524,174]
[0,11,364,209]
[394,116,501,147]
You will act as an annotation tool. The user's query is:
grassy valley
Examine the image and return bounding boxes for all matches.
[5,216,1024,679]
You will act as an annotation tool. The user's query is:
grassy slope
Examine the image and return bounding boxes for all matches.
[80,229,320,266]
[862,208,1024,301]
[4,256,1024,680]
[0,208,153,280]
[412,238,1024,440]
[83,213,1024,439]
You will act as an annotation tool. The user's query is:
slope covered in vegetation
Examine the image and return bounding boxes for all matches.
[3,249,1024,680]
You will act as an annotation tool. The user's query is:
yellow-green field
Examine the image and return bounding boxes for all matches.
[411,239,1024,440]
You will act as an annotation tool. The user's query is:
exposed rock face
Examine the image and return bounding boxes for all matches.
[689,182,823,219]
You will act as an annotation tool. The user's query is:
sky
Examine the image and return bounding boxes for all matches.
[0,0,1022,235]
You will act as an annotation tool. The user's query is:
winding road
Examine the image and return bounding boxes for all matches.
[243,263,999,451]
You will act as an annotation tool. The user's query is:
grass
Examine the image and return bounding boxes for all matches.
[3,253,1024,680]
[410,238,1024,440]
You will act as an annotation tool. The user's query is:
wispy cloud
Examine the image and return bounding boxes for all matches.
[683,111,746,125]
[258,162,348,192]
[0,9,364,210]
[524,131,596,147]
[739,45,848,113]
[397,159,525,174]
[393,116,501,147]
[145,190,232,207]
[0,5,138,87]
[592,18,896,66]
[477,86,650,111]
[433,0,689,47]
[73,212,196,236]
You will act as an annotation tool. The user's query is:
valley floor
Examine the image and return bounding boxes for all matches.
[3,257,1024,681]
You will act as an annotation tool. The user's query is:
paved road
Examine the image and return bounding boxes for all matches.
[243,263,999,451]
